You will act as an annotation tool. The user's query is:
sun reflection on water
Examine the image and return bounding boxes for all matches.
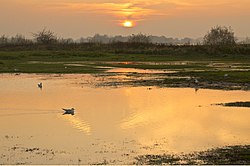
[60,115,91,135]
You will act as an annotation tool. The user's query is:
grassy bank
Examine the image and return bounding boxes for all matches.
[0,48,249,90]
[0,48,250,73]
[1,43,250,55]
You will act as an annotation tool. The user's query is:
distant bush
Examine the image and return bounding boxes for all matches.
[0,35,8,44]
[32,28,57,44]
[128,33,151,44]
[204,26,236,45]
[10,34,32,45]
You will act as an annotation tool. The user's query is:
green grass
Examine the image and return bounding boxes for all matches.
[0,50,249,90]
[0,50,250,62]
[0,50,249,73]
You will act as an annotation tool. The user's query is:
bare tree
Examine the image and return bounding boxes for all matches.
[0,35,8,44]
[128,33,151,43]
[204,26,236,45]
[33,28,57,44]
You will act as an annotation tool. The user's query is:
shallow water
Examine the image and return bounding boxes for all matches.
[106,68,176,74]
[0,74,250,164]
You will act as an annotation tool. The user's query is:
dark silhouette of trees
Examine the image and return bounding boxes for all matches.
[204,26,236,45]
[128,33,151,43]
[58,38,74,44]
[0,35,8,44]
[10,34,32,45]
[240,37,250,44]
[87,34,111,44]
[32,28,57,44]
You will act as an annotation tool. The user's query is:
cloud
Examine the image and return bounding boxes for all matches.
[46,1,158,21]
[19,0,250,23]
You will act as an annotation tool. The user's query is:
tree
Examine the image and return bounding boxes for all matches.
[33,28,57,44]
[0,35,8,44]
[203,26,236,45]
[87,34,111,44]
[128,33,151,43]
[10,34,31,45]
[58,38,74,44]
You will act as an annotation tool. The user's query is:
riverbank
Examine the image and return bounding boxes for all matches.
[0,50,249,90]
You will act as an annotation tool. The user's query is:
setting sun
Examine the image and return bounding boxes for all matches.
[122,20,134,28]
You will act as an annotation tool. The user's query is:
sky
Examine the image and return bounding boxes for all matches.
[0,0,250,39]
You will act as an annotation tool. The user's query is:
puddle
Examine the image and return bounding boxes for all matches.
[106,68,176,74]
[0,74,250,164]
[65,64,87,67]
[105,61,190,66]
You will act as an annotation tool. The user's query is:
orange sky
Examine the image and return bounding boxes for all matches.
[0,0,250,38]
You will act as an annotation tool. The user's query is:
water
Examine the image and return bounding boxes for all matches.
[0,74,250,164]
[106,68,176,74]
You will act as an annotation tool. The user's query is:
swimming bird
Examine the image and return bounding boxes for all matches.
[62,108,75,115]
[38,83,43,89]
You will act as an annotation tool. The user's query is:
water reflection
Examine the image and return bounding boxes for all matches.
[120,105,173,130]
[106,68,176,74]
[60,115,91,135]
[0,74,250,164]
[0,108,61,117]
[0,111,59,117]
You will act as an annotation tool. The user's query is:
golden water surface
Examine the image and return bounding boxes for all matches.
[0,74,249,164]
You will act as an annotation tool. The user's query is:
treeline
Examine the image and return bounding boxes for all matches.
[1,26,250,45]
[1,41,250,56]
[0,30,202,46]
[0,26,250,56]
